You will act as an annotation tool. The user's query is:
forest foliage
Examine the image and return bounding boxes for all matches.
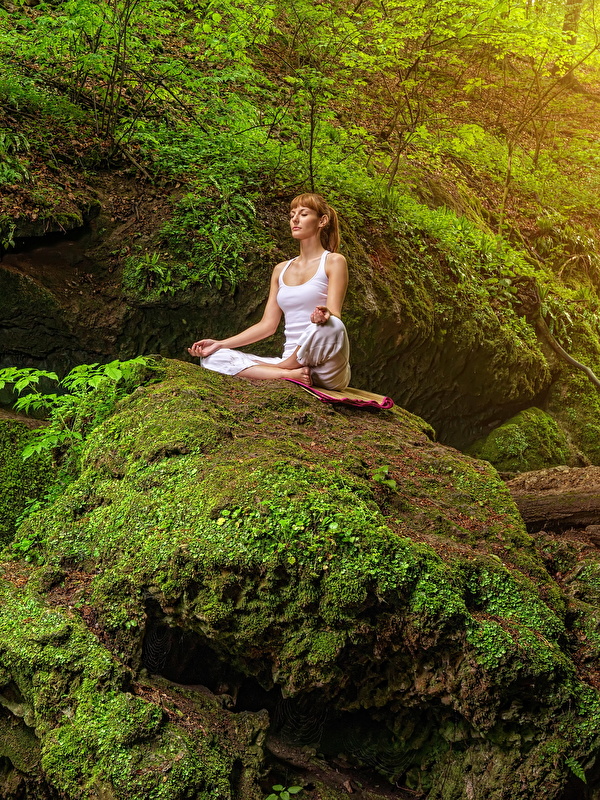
[0,0,600,300]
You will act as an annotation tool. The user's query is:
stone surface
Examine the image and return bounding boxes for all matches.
[0,360,598,799]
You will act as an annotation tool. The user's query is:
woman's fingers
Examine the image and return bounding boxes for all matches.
[188,340,208,356]
[311,306,330,324]
[189,339,221,357]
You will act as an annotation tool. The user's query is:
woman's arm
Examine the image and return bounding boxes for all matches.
[311,252,348,324]
[188,263,285,357]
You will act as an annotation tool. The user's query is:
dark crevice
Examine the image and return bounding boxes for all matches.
[6,224,93,256]
[229,758,244,799]
[140,607,462,794]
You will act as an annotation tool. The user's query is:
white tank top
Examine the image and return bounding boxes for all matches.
[277,250,329,358]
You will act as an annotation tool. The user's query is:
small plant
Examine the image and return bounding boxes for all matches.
[0,216,16,250]
[122,252,176,299]
[0,357,154,460]
[159,179,269,292]
[371,465,397,491]
[265,785,303,800]
[0,128,30,185]
[565,755,587,783]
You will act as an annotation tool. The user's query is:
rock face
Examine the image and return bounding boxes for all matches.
[1,359,600,799]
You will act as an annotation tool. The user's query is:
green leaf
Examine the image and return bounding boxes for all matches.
[565,756,586,783]
[21,445,38,460]
[103,363,123,381]
[14,375,39,392]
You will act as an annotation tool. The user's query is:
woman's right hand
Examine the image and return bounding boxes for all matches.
[187,339,222,358]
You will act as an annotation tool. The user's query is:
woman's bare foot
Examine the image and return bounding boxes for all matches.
[237,363,312,383]
[287,366,312,385]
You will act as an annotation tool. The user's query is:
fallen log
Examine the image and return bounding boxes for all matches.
[506,466,600,528]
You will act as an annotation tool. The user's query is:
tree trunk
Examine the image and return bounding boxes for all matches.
[562,0,583,46]
[507,467,600,528]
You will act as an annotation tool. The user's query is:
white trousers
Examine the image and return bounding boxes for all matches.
[201,315,350,390]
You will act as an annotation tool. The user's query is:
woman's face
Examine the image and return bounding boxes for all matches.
[289,205,327,240]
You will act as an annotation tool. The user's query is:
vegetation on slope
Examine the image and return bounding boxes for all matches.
[2,0,600,464]
[1,4,600,793]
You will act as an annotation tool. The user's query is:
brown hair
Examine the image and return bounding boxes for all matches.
[290,193,340,252]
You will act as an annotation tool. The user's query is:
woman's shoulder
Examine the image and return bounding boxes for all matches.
[272,258,290,275]
[325,251,348,272]
[269,258,291,285]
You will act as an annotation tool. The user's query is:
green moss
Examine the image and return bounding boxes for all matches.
[467,407,572,472]
[0,578,259,799]
[0,419,53,545]
[543,316,600,465]
[550,371,600,465]
[6,361,600,798]
[0,714,40,774]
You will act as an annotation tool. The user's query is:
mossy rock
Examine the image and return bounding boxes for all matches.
[340,221,552,449]
[0,416,53,546]
[548,370,600,466]
[4,359,600,799]
[0,575,270,800]
[467,407,573,473]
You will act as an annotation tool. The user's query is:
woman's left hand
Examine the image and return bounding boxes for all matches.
[311,305,330,325]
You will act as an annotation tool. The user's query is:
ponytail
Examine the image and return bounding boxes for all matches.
[322,203,339,252]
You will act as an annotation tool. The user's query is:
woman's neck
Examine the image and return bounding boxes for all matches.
[298,236,326,263]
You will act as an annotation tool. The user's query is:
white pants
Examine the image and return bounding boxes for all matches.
[201,316,351,390]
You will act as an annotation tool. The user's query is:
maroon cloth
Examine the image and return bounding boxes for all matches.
[286,380,394,409]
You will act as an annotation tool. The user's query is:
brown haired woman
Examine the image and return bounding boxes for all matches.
[188,193,350,390]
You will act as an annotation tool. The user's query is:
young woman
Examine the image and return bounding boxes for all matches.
[188,193,351,390]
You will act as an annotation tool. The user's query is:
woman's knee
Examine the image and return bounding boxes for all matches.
[327,314,346,332]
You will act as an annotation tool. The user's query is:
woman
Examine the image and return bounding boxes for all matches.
[188,193,351,390]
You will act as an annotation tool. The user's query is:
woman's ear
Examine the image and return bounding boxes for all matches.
[319,214,329,228]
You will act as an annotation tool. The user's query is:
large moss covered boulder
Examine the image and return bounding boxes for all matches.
[2,360,600,799]
[467,406,575,474]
